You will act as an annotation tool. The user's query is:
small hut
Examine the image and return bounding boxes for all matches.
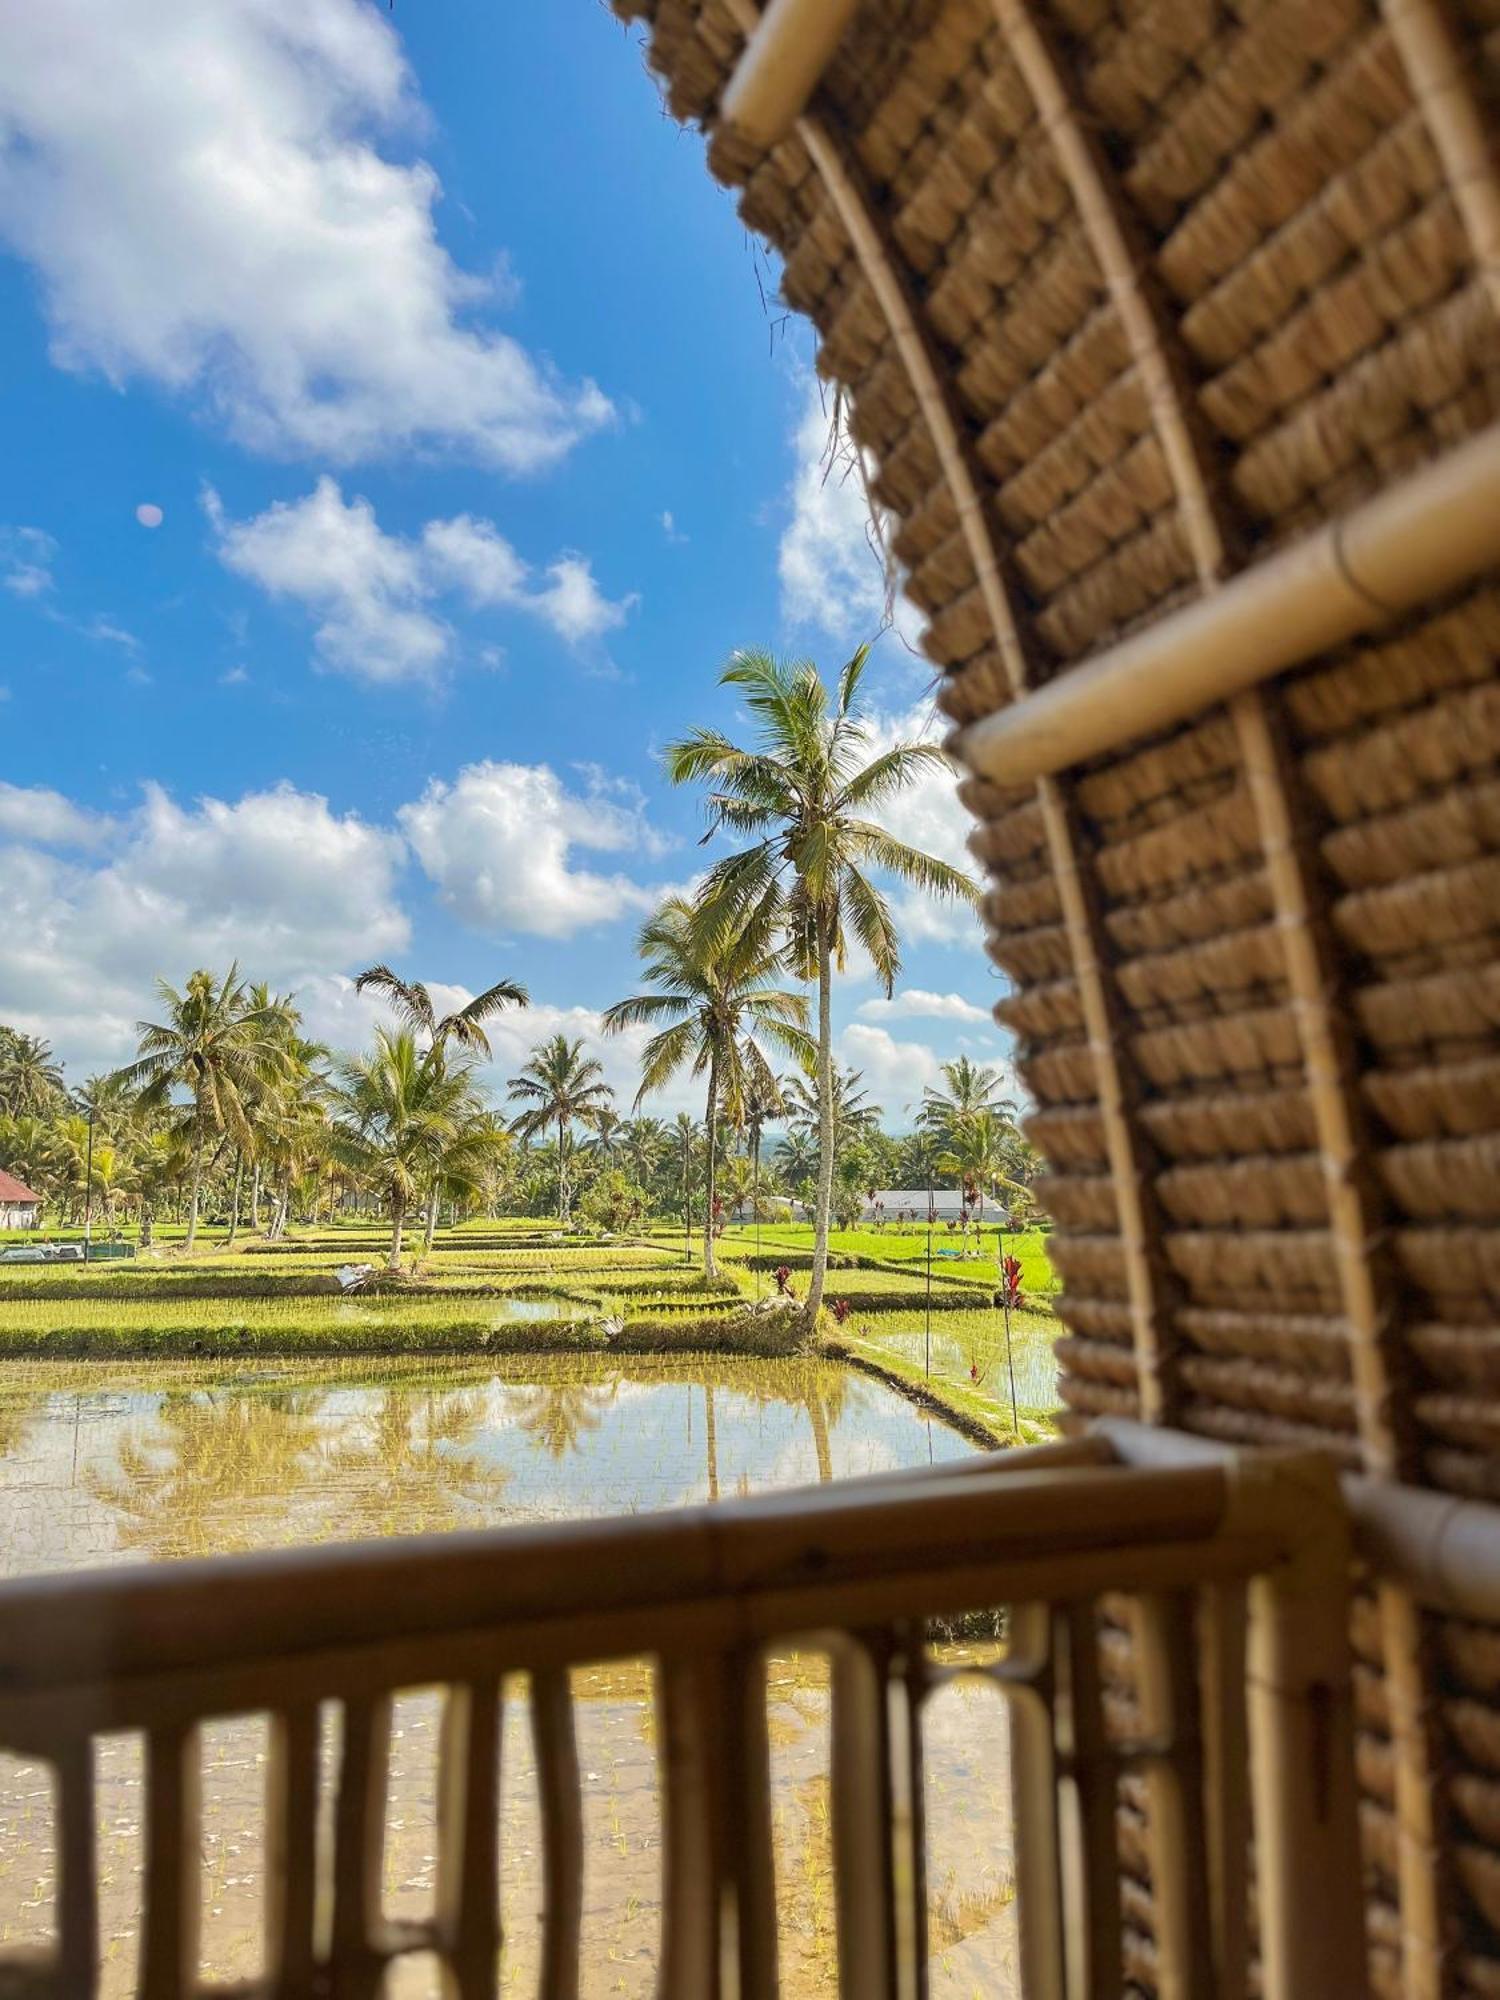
[0,1169,41,1231]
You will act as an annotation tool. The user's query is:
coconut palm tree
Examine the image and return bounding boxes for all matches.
[336,1028,488,1267]
[936,1108,1032,1248]
[353,964,529,1058]
[506,1035,614,1225]
[603,897,813,1277]
[919,1056,1017,1147]
[111,967,296,1251]
[585,1105,625,1165]
[623,1116,669,1192]
[666,646,976,1318]
[355,963,527,1245]
[783,1063,880,1157]
[0,1031,66,1118]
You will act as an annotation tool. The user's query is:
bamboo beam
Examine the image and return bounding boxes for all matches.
[1382,0,1500,317]
[140,1722,201,2000]
[330,1694,391,2000]
[1054,1601,1123,1997]
[54,1740,99,2000]
[265,1704,321,2000]
[951,422,1500,789]
[1004,1604,1067,2000]
[435,1678,502,2000]
[719,0,860,147]
[531,1668,583,2000]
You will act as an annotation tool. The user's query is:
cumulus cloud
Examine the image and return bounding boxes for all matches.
[836,1024,948,1120]
[857,989,991,1025]
[210,479,632,684]
[0,0,610,468]
[779,378,924,651]
[859,701,981,947]
[0,782,116,849]
[0,782,408,1072]
[399,760,672,941]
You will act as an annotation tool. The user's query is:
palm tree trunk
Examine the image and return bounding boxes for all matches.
[557,1113,568,1225]
[702,1057,719,1279]
[250,1159,262,1232]
[389,1190,405,1270]
[227,1151,243,1246]
[185,1119,205,1254]
[805,923,835,1324]
[423,1183,440,1253]
[704,1384,719,1501]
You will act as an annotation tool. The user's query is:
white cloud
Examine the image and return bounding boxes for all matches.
[0,782,408,1073]
[779,378,924,651]
[859,701,981,947]
[0,0,611,469]
[0,526,56,598]
[857,989,991,1025]
[0,782,115,849]
[399,760,672,941]
[134,503,163,529]
[661,510,687,545]
[211,479,632,684]
[836,1024,947,1121]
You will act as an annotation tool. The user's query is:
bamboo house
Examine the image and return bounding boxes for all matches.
[0,1,1498,1993]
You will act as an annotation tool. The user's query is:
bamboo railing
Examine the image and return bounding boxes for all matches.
[0,1433,1372,1999]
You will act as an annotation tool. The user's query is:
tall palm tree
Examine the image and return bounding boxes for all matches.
[353,964,529,1058]
[111,967,295,1251]
[603,897,813,1277]
[936,1108,1030,1246]
[506,1035,614,1225]
[667,646,976,1318]
[336,1028,489,1267]
[919,1056,1016,1146]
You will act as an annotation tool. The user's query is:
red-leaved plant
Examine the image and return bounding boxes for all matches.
[830,1297,852,1324]
[773,1264,794,1296]
[998,1254,1025,1311]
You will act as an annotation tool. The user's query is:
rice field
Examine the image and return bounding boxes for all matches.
[0,1352,1022,1998]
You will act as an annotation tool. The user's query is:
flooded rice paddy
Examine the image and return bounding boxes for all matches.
[0,1355,1020,1995]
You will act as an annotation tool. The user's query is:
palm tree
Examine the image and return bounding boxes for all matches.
[936,1108,1030,1249]
[671,1112,700,1254]
[623,1116,669,1192]
[111,967,295,1251]
[603,898,813,1277]
[506,1035,613,1225]
[919,1056,1016,1146]
[336,1028,487,1267]
[586,1105,625,1165]
[353,963,528,1058]
[783,1063,880,1156]
[0,1031,66,1117]
[666,646,976,1318]
[776,1126,819,1199]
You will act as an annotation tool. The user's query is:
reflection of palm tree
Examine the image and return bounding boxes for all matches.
[806,1390,833,1484]
[704,1384,719,1502]
[326,1389,511,1536]
[0,1393,42,1463]
[88,1390,327,1559]
[510,1380,617,1462]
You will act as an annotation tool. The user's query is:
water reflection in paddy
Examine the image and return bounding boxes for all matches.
[0,1357,1018,1996]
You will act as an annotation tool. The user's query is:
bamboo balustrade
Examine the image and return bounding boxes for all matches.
[0,1432,1379,2000]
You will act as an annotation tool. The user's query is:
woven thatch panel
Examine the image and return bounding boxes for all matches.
[617,0,1500,1985]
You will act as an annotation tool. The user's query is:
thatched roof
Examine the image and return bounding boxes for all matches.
[616,0,1500,1988]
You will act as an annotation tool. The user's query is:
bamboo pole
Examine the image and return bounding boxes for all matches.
[531,1668,583,2000]
[951,422,1500,788]
[719,0,860,146]
[1004,1603,1067,2000]
[140,1722,201,2000]
[435,1678,502,2000]
[265,1704,321,1998]
[55,1739,99,1999]
[1382,0,1500,318]
[331,1693,392,2000]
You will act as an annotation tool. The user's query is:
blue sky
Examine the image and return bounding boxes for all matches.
[0,0,1013,1124]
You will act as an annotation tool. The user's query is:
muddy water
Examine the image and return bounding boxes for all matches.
[0,1356,1019,1995]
